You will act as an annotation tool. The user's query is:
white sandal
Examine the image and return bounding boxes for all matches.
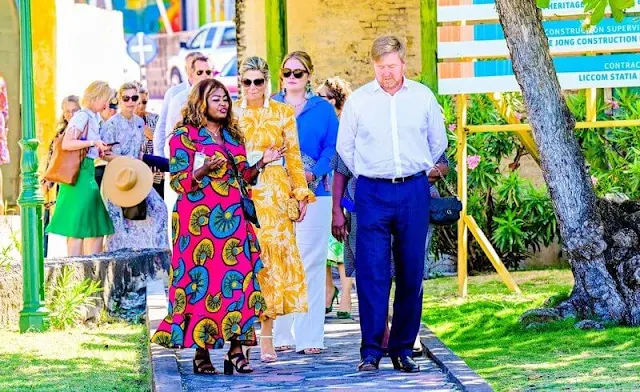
[259,335,278,363]
[275,345,295,352]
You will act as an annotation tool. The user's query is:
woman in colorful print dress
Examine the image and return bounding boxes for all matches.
[151,79,285,375]
[100,82,168,251]
[235,56,315,362]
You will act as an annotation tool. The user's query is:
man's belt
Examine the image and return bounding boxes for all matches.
[368,171,427,184]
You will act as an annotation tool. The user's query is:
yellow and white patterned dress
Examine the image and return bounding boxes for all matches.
[236,99,316,319]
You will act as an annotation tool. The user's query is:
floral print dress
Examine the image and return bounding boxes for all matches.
[100,113,169,251]
[236,100,316,319]
[151,125,264,349]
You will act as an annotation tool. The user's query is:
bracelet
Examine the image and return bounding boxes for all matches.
[256,159,265,172]
[89,140,95,147]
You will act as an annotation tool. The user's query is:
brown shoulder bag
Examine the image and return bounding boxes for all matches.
[43,118,89,185]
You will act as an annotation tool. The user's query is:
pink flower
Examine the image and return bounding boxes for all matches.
[467,155,481,170]
[606,99,620,110]
[591,176,598,186]
[514,112,523,121]
[448,123,457,132]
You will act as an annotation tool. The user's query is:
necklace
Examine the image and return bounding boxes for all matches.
[205,125,221,137]
[286,97,307,109]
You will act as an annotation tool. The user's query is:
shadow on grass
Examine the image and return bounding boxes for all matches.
[422,270,640,391]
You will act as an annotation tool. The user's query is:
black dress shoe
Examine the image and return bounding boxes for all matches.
[358,355,380,372]
[391,355,421,373]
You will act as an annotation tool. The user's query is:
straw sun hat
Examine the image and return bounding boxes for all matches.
[103,156,153,207]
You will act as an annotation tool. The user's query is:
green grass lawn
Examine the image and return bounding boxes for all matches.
[422,270,640,391]
[0,322,150,392]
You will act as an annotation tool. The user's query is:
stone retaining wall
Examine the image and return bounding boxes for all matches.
[0,249,169,327]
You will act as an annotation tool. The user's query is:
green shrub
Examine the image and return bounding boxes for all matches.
[431,88,640,271]
[0,228,20,270]
[46,266,103,330]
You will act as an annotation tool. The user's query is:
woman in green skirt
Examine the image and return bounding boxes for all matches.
[46,81,115,256]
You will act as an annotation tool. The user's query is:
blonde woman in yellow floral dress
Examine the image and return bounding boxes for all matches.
[235,56,315,363]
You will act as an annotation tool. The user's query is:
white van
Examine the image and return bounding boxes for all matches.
[167,21,237,86]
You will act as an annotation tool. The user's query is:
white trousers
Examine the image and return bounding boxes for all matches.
[164,179,177,242]
[164,140,177,244]
[273,196,331,351]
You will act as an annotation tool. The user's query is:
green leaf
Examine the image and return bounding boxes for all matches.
[583,0,600,13]
[611,0,634,9]
[590,0,608,25]
[536,0,551,7]
[611,6,625,21]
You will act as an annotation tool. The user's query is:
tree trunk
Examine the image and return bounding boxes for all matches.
[234,0,246,67]
[494,0,640,325]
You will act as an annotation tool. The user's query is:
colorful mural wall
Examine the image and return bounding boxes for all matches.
[75,0,234,34]
[74,0,182,33]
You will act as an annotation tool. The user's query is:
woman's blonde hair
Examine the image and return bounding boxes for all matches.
[279,51,314,92]
[81,81,112,108]
[318,77,352,111]
[118,82,139,100]
[371,35,406,61]
[176,78,243,143]
[239,56,271,108]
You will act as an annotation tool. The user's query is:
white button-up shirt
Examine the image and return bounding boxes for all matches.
[153,81,189,157]
[164,88,190,155]
[337,78,447,179]
[67,109,102,159]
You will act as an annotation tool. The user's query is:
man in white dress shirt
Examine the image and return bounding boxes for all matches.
[164,55,215,157]
[153,51,204,157]
[337,36,447,373]
[160,54,216,243]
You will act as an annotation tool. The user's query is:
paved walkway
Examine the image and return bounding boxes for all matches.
[147,279,490,391]
[177,315,458,391]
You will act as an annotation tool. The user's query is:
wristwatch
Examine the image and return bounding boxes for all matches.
[89,140,95,147]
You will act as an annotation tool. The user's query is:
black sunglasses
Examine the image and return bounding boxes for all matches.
[241,78,265,87]
[281,68,308,79]
[318,93,334,100]
[196,69,213,76]
[121,95,139,102]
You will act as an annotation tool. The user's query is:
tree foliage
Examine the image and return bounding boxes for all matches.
[536,0,635,25]
[433,89,640,272]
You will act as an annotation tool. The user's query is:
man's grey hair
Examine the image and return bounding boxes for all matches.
[371,35,406,61]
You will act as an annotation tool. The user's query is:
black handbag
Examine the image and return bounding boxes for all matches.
[430,166,462,226]
[122,200,147,221]
[225,149,260,228]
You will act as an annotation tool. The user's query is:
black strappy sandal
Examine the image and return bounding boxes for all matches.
[193,350,219,375]
[224,350,253,375]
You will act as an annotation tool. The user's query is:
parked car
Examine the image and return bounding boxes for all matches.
[218,56,238,100]
[167,21,236,86]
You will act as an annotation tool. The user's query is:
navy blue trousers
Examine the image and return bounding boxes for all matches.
[355,174,430,360]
